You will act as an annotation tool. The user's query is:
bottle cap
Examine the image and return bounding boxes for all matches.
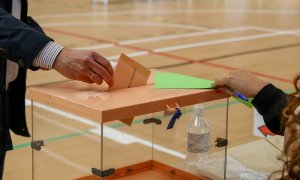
[193,104,204,115]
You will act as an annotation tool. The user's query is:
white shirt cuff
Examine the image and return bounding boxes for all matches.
[33,41,64,69]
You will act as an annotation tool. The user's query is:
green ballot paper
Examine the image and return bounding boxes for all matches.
[234,97,254,108]
[154,72,214,89]
[154,72,253,108]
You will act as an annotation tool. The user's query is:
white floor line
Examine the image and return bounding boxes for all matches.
[90,127,186,159]
[34,113,100,142]
[72,27,250,52]
[74,44,115,50]
[107,51,149,61]
[34,9,300,20]
[41,147,91,174]
[249,26,300,36]
[153,32,282,53]
[248,26,281,33]
[73,26,256,51]
[118,26,252,45]
[41,21,211,31]
[104,32,284,61]
[28,100,186,160]
[64,26,300,60]
[30,101,101,128]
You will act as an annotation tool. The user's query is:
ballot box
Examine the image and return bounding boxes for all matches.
[27,78,230,180]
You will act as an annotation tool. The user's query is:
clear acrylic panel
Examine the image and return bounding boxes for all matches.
[31,101,102,180]
[28,79,229,180]
[101,113,154,175]
[152,99,229,180]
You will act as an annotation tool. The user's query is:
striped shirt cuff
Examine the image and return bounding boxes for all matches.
[33,41,64,69]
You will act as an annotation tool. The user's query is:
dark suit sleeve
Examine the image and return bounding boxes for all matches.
[0,7,52,69]
[252,84,287,135]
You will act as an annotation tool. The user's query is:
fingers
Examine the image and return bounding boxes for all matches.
[82,76,94,84]
[53,49,114,86]
[212,78,228,88]
[217,87,234,96]
[88,60,113,86]
[92,52,114,77]
[213,77,234,97]
[86,71,104,85]
[89,52,114,86]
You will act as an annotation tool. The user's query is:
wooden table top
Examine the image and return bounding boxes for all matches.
[28,80,228,122]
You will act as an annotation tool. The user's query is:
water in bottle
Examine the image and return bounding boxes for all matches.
[186,104,210,166]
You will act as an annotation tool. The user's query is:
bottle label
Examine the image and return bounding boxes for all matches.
[187,132,210,153]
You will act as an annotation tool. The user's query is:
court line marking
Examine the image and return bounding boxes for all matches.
[103,32,286,62]
[41,147,91,174]
[250,26,300,36]
[35,112,186,171]
[23,87,295,172]
[31,101,186,160]
[35,113,99,141]
[91,127,186,159]
[43,27,286,57]
[41,21,211,31]
[71,26,300,51]
[17,100,235,149]
[40,20,300,51]
[153,42,300,69]
[20,88,296,150]
[21,87,295,171]
[197,42,300,61]
[75,26,253,50]
[152,32,282,53]
[44,27,294,83]
[34,9,300,20]
[13,5,298,174]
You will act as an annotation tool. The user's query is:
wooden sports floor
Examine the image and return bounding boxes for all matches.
[3,0,300,179]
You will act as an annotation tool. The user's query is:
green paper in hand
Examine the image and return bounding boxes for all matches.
[155,72,214,89]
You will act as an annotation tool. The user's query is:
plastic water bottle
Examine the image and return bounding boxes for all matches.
[186,104,210,166]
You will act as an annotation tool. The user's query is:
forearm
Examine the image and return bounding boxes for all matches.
[0,7,52,69]
[252,84,287,135]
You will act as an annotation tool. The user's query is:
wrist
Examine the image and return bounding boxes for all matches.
[251,81,269,97]
[34,42,64,69]
[52,48,66,70]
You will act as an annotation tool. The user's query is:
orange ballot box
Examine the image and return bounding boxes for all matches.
[28,55,230,180]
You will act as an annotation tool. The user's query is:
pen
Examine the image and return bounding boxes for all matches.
[226,86,248,101]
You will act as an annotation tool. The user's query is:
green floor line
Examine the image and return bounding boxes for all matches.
[44,130,92,143]
[109,99,238,129]
[13,130,92,150]
[13,99,236,150]
[13,88,295,150]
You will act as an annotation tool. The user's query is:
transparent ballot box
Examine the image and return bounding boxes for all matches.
[28,80,229,180]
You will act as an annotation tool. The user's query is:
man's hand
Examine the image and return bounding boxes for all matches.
[212,70,268,98]
[52,49,114,86]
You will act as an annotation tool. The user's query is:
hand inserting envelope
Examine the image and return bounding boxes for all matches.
[109,53,151,125]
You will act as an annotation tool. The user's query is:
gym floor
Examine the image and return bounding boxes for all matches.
[4,0,300,179]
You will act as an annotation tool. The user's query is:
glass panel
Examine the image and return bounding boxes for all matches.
[101,113,154,173]
[152,99,228,179]
[226,104,283,179]
[31,101,101,180]
[3,101,33,180]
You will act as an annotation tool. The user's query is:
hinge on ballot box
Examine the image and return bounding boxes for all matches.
[143,118,162,125]
[31,140,45,151]
[91,168,115,177]
[215,137,228,147]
